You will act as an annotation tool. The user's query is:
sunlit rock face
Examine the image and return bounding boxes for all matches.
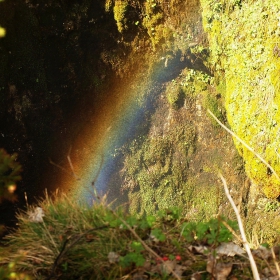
[201,0,280,198]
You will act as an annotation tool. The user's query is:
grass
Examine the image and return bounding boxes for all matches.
[0,187,280,279]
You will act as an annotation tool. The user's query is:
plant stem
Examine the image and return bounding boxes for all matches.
[219,174,260,280]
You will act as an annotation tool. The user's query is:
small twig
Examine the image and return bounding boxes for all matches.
[85,154,105,200]
[67,146,80,180]
[219,219,243,244]
[207,109,280,182]
[49,146,81,181]
[271,247,280,277]
[113,212,181,280]
[220,174,260,280]
[49,158,77,179]
[24,192,29,207]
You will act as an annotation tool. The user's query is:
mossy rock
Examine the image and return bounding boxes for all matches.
[166,83,185,108]
[113,0,128,33]
[201,0,280,198]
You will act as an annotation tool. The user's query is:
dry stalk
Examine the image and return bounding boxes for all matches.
[49,158,77,179]
[219,219,243,244]
[219,174,260,280]
[271,247,280,277]
[49,146,81,181]
[67,146,80,180]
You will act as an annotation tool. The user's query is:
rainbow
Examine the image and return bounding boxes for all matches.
[61,56,190,205]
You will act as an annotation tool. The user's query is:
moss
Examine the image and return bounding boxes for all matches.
[113,0,129,33]
[166,82,185,108]
[203,93,226,126]
[122,93,196,215]
[110,0,202,53]
[105,0,113,12]
[181,69,212,93]
[201,0,280,198]
[245,202,280,247]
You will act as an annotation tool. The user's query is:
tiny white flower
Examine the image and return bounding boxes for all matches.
[108,252,120,264]
[28,207,45,223]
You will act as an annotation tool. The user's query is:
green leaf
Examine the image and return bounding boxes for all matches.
[206,230,217,244]
[196,222,209,240]
[151,228,166,242]
[126,216,138,227]
[103,212,122,228]
[168,254,175,260]
[131,241,144,253]
[146,215,156,227]
[140,215,156,229]
[120,252,145,267]
[181,222,196,242]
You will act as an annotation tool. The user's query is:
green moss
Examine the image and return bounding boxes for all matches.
[122,103,196,215]
[113,0,129,33]
[166,81,185,108]
[201,0,280,198]
[180,68,212,96]
[245,201,280,247]
[203,93,226,126]
[110,0,202,53]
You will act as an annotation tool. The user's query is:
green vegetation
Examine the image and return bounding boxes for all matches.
[200,0,280,198]
[120,60,280,248]
[110,0,204,53]
[113,0,129,33]
[121,116,196,216]
[0,149,29,279]
[1,194,280,279]
[120,64,229,221]
[0,194,246,279]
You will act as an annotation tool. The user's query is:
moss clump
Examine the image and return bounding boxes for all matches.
[203,93,226,126]
[201,0,280,198]
[110,0,203,53]
[180,68,212,95]
[244,197,280,247]
[113,0,129,33]
[166,81,185,108]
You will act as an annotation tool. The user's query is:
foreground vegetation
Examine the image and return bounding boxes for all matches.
[0,192,279,280]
